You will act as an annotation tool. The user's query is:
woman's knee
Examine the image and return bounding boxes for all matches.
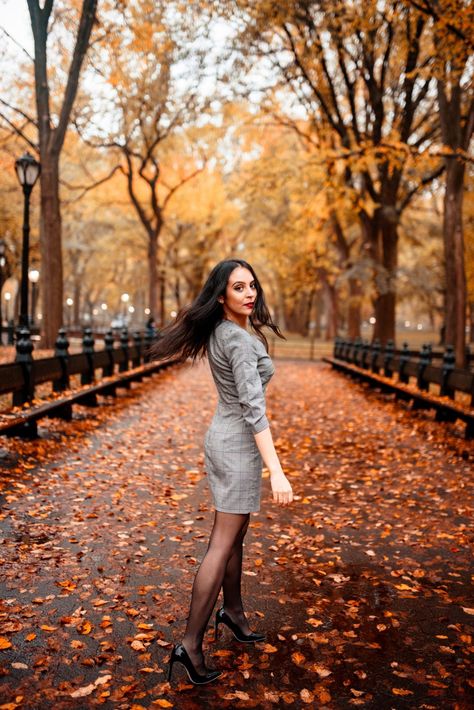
[208,514,249,556]
[207,538,238,563]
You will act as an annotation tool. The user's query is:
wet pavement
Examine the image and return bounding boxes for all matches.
[0,360,472,709]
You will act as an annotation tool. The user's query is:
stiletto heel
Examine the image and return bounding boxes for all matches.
[214,607,266,643]
[166,643,222,685]
[167,649,175,682]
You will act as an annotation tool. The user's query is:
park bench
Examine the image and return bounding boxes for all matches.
[0,325,177,438]
[323,337,474,440]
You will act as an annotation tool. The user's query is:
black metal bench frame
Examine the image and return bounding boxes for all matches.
[0,324,176,439]
[323,338,474,440]
[0,358,179,438]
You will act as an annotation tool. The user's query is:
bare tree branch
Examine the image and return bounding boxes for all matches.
[60,164,124,202]
[27,0,54,144]
[71,116,123,150]
[399,162,445,210]
[162,165,206,211]
[0,112,38,151]
[404,0,474,49]
[53,0,98,153]
[122,150,155,238]
[0,98,38,128]
[334,40,360,143]
[0,27,34,62]
[281,23,342,138]
[462,96,474,151]
[268,112,320,150]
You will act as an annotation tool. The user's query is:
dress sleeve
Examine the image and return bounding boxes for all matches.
[224,328,269,434]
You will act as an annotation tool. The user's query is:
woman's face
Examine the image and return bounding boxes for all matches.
[219,266,257,322]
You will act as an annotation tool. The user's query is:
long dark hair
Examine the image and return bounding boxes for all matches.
[148,258,285,363]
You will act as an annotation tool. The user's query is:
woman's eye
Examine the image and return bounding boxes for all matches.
[234,283,255,292]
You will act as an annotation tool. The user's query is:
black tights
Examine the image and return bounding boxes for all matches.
[181,510,250,673]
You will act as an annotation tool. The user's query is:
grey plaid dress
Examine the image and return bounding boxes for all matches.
[204,319,275,513]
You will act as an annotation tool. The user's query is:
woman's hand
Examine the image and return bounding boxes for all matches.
[270,469,293,506]
[253,428,293,506]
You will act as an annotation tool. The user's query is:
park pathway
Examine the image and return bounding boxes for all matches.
[0,360,472,710]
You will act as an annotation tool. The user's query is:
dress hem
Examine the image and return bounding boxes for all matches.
[213,506,260,514]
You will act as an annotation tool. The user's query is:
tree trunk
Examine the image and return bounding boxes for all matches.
[320,274,338,340]
[39,153,63,345]
[469,302,474,344]
[148,232,159,321]
[325,293,338,340]
[285,292,311,334]
[27,0,98,347]
[373,212,398,345]
[304,289,315,336]
[437,73,472,367]
[329,210,361,338]
[277,288,288,330]
[313,291,323,338]
[442,157,466,365]
[159,274,166,327]
[73,278,81,327]
[175,276,181,311]
[347,278,362,339]
[283,304,296,332]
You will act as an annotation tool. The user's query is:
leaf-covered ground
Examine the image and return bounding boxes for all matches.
[0,361,472,710]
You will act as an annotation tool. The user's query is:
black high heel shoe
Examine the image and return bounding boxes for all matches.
[214,607,266,643]
[167,642,222,685]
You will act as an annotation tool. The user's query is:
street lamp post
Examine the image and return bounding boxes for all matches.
[100,302,108,329]
[66,297,74,328]
[0,239,6,344]
[15,152,41,328]
[28,268,40,327]
[121,292,129,323]
[4,292,13,344]
[4,292,11,321]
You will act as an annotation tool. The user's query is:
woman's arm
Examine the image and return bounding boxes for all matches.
[254,427,293,506]
[223,328,293,506]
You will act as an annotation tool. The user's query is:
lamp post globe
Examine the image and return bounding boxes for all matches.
[15,152,41,328]
[15,152,41,189]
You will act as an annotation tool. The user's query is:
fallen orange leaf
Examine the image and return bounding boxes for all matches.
[392,688,413,696]
[78,620,92,635]
[291,651,306,665]
[152,701,173,708]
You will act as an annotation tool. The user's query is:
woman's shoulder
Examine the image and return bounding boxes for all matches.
[213,320,256,349]
[214,319,250,337]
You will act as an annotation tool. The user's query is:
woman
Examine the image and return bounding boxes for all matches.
[150,258,293,685]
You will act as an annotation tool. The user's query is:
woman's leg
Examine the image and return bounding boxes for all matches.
[221,517,253,634]
[181,510,250,673]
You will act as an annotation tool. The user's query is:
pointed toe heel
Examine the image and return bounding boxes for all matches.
[167,643,222,685]
[214,607,266,643]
